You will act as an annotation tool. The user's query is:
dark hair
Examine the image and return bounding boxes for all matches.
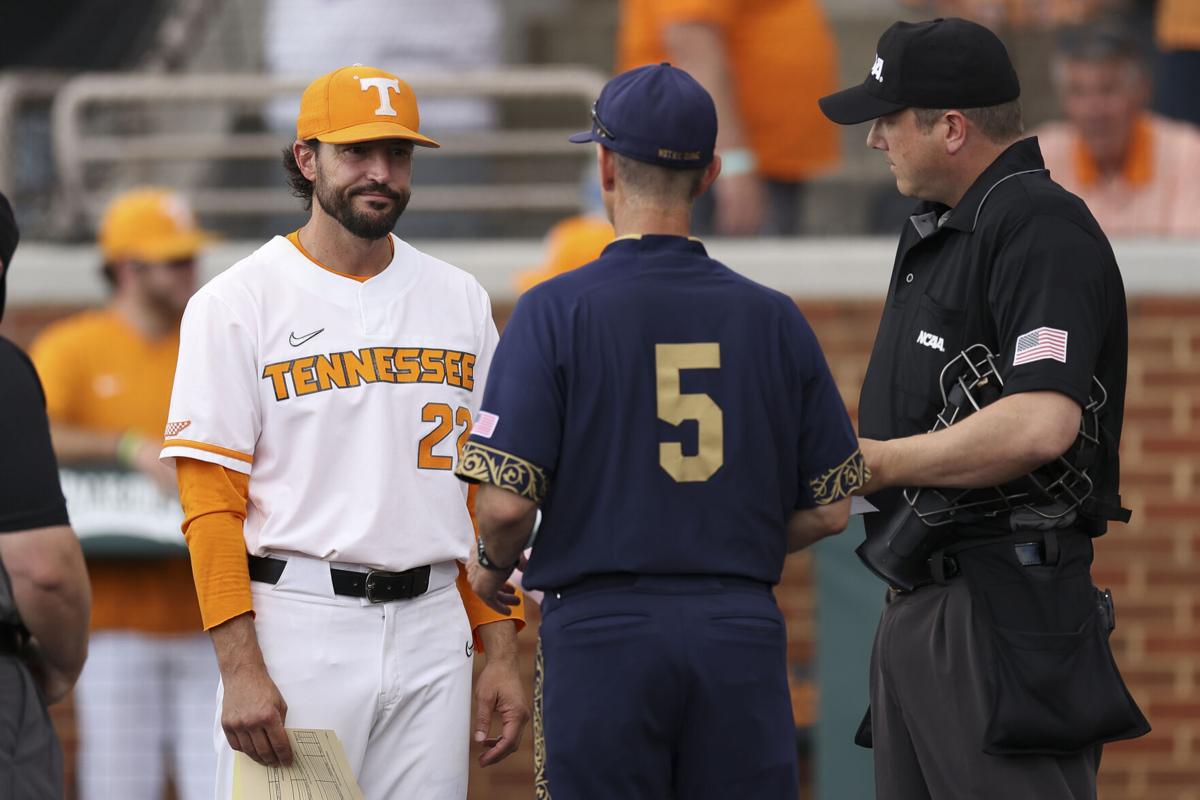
[1055,19,1148,66]
[912,99,1024,144]
[283,139,320,210]
[612,152,705,205]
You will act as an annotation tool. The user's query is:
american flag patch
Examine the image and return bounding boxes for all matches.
[1013,327,1068,366]
[473,411,499,439]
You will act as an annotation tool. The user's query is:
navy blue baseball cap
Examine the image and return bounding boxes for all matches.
[569,63,717,170]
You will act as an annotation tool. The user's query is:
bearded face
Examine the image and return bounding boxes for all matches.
[312,141,414,240]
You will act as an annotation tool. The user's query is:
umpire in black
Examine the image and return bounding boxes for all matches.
[819,18,1149,800]
[0,192,92,798]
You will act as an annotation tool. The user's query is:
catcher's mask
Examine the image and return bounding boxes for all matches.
[856,343,1109,590]
[905,343,1105,526]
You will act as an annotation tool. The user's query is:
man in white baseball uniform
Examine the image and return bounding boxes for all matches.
[161,65,529,798]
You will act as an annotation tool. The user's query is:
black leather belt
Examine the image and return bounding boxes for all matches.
[899,539,1051,594]
[248,555,431,603]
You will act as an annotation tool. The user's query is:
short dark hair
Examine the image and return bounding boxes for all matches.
[1056,19,1148,66]
[612,152,705,205]
[283,139,320,210]
[912,100,1024,144]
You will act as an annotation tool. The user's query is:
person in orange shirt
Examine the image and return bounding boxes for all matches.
[900,0,1118,30]
[1036,21,1200,236]
[1153,0,1200,126]
[618,0,840,235]
[30,187,218,800]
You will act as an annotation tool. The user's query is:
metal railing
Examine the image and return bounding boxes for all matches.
[51,67,608,231]
[0,72,70,196]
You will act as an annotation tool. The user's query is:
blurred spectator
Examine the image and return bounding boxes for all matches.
[1036,22,1200,236]
[1153,0,1200,126]
[514,215,615,293]
[0,190,91,800]
[617,0,840,236]
[900,0,1122,29]
[30,188,218,800]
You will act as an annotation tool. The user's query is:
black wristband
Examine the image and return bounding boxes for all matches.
[477,536,519,573]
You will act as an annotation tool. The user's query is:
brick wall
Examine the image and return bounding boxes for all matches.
[4,295,1195,800]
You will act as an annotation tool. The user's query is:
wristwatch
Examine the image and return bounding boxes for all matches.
[477,536,519,573]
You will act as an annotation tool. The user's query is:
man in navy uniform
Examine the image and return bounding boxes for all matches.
[456,63,867,799]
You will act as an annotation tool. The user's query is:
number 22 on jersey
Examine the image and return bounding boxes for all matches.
[656,343,724,483]
[418,403,472,470]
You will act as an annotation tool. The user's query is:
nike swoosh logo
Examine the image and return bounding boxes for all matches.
[465,641,474,658]
[289,328,324,347]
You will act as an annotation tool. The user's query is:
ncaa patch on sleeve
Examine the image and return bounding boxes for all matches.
[473,411,499,439]
[1013,326,1068,366]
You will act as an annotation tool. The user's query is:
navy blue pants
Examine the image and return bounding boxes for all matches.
[534,575,799,800]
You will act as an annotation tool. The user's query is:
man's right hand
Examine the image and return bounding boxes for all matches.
[220,661,293,767]
[211,614,293,767]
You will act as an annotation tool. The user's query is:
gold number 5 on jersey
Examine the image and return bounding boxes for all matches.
[655,343,724,482]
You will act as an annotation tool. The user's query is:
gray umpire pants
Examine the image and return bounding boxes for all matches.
[870,578,1100,800]
[0,654,62,799]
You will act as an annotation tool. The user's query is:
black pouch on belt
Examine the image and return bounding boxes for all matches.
[955,528,1150,755]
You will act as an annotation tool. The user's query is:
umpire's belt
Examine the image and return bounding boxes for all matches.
[248,555,431,602]
[901,538,1052,594]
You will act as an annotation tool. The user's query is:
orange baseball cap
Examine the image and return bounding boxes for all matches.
[297,65,440,148]
[515,216,614,293]
[99,187,215,263]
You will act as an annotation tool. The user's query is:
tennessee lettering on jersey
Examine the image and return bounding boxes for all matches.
[261,347,477,401]
[160,234,498,571]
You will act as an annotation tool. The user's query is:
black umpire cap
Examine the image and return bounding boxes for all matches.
[819,18,1020,125]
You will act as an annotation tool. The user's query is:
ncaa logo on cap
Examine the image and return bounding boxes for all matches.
[871,55,885,83]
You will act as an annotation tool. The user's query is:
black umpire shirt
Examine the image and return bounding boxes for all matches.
[858,137,1127,539]
[0,337,69,534]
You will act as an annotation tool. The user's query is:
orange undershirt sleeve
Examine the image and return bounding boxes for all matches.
[176,457,253,631]
[458,483,526,652]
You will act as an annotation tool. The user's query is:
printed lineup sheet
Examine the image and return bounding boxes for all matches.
[233,729,363,800]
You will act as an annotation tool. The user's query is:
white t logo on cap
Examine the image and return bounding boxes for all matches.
[358,77,400,117]
[871,55,885,83]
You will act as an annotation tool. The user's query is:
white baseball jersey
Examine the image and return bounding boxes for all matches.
[161,234,497,572]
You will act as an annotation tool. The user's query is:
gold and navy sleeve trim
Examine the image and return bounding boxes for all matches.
[456,442,549,504]
[810,449,870,505]
[533,640,551,799]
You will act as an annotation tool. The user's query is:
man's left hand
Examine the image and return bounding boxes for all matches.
[468,560,521,616]
[472,625,530,767]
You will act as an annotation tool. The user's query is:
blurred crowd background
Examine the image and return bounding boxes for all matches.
[1,0,1198,243]
[0,1,1196,799]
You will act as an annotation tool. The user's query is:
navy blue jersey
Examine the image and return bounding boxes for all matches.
[457,235,864,589]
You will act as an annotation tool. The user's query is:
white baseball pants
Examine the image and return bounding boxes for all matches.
[212,557,472,799]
